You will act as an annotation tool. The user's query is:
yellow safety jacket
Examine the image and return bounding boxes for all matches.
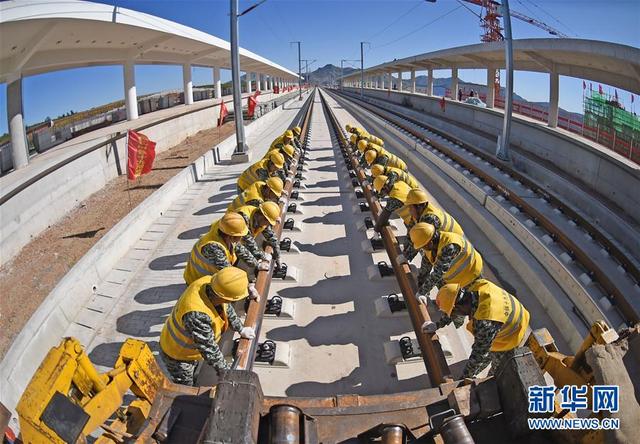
[160,276,229,361]
[384,166,420,189]
[270,135,286,149]
[388,181,413,225]
[424,231,483,288]
[372,146,407,171]
[228,181,265,211]
[420,203,463,236]
[263,147,288,161]
[466,279,530,352]
[237,159,271,191]
[183,220,237,285]
[235,205,267,238]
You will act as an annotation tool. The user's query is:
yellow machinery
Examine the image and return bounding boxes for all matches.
[16,338,166,444]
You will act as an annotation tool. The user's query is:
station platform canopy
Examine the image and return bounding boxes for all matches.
[0,0,299,83]
[342,38,640,95]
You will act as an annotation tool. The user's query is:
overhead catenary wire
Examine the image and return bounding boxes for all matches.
[525,0,578,37]
[366,0,426,42]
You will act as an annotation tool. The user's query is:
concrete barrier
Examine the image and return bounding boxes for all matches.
[0,92,310,426]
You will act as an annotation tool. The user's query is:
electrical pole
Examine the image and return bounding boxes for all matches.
[291,41,302,100]
[301,59,316,87]
[360,42,369,98]
[230,0,247,159]
[496,0,513,161]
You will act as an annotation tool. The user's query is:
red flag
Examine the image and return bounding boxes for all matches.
[127,130,156,180]
[274,85,279,94]
[439,95,446,111]
[247,96,258,118]
[218,100,228,127]
[582,80,586,90]
[598,84,603,95]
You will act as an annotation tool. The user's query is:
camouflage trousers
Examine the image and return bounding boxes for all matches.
[160,350,199,386]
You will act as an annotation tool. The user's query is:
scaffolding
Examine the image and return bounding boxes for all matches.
[583,91,639,163]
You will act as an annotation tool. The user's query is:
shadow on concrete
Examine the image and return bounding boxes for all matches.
[208,190,236,203]
[62,227,105,239]
[309,164,337,173]
[117,307,170,338]
[312,155,338,162]
[148,252,189,271]
[305,179,339,189]
[294,237,350,257]
[134,283,186,305]
[193,201,231,216]
[128,184,163,191]
[219,182,237,192]
[89,340,160,368]
[300,195,342,207]
[178,225,210,240]
[302,210,344,226]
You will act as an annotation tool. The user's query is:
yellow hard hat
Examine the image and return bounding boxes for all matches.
[409,222,436,249]
[405,188,429,206]
[269,152,285,169]
[284,130,294,139]
[292,126,301,136]
[368,143,382,153]
[219,212,249,237]
[364,149,378,165]
[373,175,388,193]
[282,144,295,158]
[357,139,369,153]
[350,134,358,144]
[436,284,461,316]
[371,164,385,177]
[370,136,384,146]
[266,176,284,197]
[259,201,281,226]
[345,124,353,132]
[211,266,249,301]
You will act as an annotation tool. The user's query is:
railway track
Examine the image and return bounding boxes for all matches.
[325,87,639,335]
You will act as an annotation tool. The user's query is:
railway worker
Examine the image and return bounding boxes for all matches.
[409,222,483,305]
[237,151,286,193]
[372,174,413,233]
[364,144,408,172]
[291,126,303,152]
[234,201,283,269]
[183,212,268,293]
[370,164,420,189]
[160,266,256,385]
[228,177,285,212]
[422,279,530,378]
[264,143,296,170]
[404,188,463,236]
[270,129,295,150]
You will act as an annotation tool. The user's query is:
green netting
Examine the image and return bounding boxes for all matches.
[583,93,640,141]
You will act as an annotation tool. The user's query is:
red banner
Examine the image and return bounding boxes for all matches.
[218,100,228,126]
[247,96,258,118]
[274,85,279,94]
[127,130,156,180]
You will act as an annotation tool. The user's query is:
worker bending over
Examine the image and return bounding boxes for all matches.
[372,174,413,232]
[371,164,419,189]
[237,151,286,193]
[228,177,284,211]
[409,222,483,305]
[264,143,296,170]
[160,267,255,385]
[233,202,283,269]
[364,144,407,171]
[183,212,267,296]
[422,279,530,378]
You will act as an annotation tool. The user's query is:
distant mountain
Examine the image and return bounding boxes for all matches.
[307,64,358,85]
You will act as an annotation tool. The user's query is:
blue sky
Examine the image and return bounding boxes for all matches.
[1,0,639,133]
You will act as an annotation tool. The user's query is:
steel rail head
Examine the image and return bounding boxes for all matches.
[318,89,452,386]
[234,90,316,371]
[331,89,639,327]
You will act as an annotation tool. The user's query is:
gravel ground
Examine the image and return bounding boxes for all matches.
[0,122,236,357]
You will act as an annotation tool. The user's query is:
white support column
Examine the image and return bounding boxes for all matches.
[256,73,262,92]
[387,72,392,93]
[213,66,222,99]
[451,68,459,101]
[410,69,416,93]
[427,69,434,96]
[486,67,496,109]
[246,72,252,94]
[548,71,559,128]
[398,72,403,91]
[123,60,138,120]
[183,63,193,105]
[6,76,29,170]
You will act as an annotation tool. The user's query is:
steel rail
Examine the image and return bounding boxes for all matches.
[0,91,302,207]
[235,89,315,370]
[330,89,639,326]
[319,89,452,386]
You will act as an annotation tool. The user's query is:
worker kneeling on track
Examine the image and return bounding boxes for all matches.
[422,279,530,379]
[160,267,255,385]
[372,174,414,233]
[228,176,285,211]
[234,201,283,269]
[264,143,297,170]
[409,222,484,305]
[371,163,419,188]
[364,144,408,171]
[183,212,268,296]
[237,151,286,193]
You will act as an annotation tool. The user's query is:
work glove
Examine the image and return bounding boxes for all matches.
[257,260,270,271]
[278,196,287,205]
[362,179,370,188]
[285,176,293,184]
[248,284,260,300]
[422,321,438,334]
[415,292,428,306]
[275,217,282,225]
[281,189,289,197]
[263,252,273,262]
[240,326,256,339]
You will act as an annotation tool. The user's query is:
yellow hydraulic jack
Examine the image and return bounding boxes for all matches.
[16,338,167,444]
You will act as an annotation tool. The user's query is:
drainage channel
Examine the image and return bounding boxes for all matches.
[327,88,637,333]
